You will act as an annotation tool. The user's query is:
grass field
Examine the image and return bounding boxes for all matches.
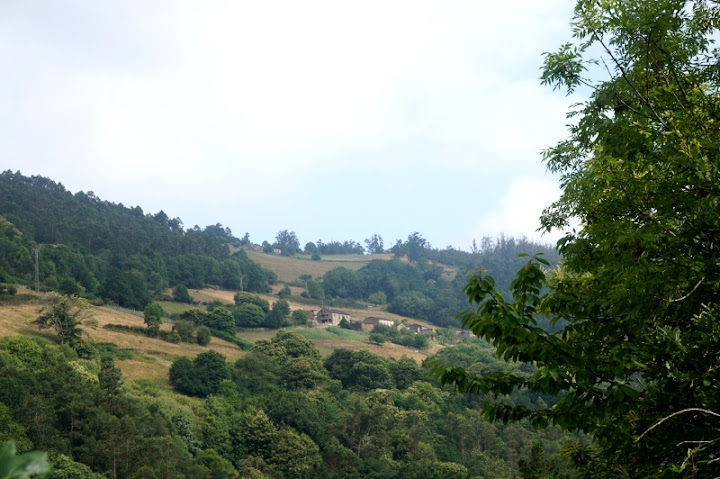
[245,249,458,282]
[0,298,246,386]
[246,250,392,282]
[0,281,445,388]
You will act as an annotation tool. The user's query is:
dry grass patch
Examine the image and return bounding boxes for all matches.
[236,329,276,343]
[90,306,245,362]
[189,289,236,305]
[313,339,439,362]
[246,251,391,282]
[118,358,172,384]
[0,301,43,338]
[0,302,245,383]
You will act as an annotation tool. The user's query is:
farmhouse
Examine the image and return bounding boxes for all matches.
[313,308,351,327]
[408,323,435,335]
[360,316,395,332]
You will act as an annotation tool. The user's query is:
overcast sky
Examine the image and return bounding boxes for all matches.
[1,1,577,250]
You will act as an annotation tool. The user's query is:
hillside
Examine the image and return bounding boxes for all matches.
[0,289,440,383]
[244,250,392,282]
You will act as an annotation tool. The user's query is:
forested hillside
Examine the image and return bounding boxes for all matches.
[317,234,559,328]
[0,331,573,479]
[0,170,273,309]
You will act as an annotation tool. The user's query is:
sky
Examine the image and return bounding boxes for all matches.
[1,1,578,251]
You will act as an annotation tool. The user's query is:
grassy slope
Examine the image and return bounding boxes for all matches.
[0,286,441,387]
[0,295,244,386]
[245,250,458,282]
[245,250,393,282]
[0,250,452,387]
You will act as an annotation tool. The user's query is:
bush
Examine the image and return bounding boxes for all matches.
[196,326,211,346]
[172,285,193,304]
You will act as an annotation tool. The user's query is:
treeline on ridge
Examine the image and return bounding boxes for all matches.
[0,170,274,309]
[316,234,560,328]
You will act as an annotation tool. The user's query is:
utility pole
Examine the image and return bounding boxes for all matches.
[34,247,40,292]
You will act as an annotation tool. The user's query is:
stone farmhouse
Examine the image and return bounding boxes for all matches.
[312,308,352,327]
[360,316,395,332]
[407,323,435,335]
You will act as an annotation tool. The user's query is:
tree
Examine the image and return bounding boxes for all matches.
[304,242,317,255]
[206,307,236,335]
[405,232,429,263]
[434,2,720,476]
[234,303,266,327]
[33,292,97,346]
[274,230,300,256]
[196,326,211,346]
[368,332,386,347]
[306,280,324,300]
[143,302,163,337]
[264,299,290,329]
[173,284,193,304]
[234,292,270,313]
[291,309,308,326]
[367,291,387,306]
[170,351,228,397]
[172,320,196,343]
[364,234,384,254]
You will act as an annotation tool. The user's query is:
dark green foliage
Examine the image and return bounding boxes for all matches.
[0,330,576,478]
[179,308,207,325]
[101,268,151,310]
[321,236,559,327]
[169,357,196,394]
[368,332,385,346]
[172,320,196,343]
[172,284,193,304]
[264,299,290,329]
[170,351,229,397]
[196,326,211,346]
[313,239,365,255]
[367,291,386,305]
[388,356,424,390]
[306,280,324,300]
[0,171,273,298]
[325,349,394,391]
[205,307,235,335]
[0,284,18,298]
[370,325,430,350]
[233,303,266,327]
[278,284,291,298]
[233,292,269,312]
[252,330,322,364]
[433,2,720,476]
[205,299,225,312]
[291,309,308,326]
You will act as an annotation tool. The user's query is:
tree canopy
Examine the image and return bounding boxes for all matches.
[434,1,720,476]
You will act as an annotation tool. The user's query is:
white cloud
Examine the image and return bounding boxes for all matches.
[463,175,567,247]
[0,0,581,247]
